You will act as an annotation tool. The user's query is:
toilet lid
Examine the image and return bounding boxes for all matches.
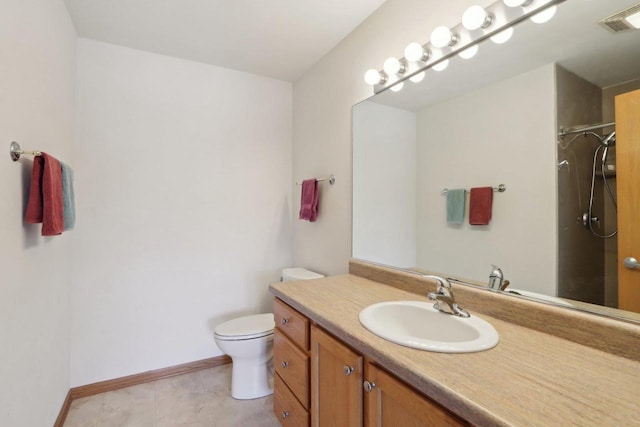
[214,313,275,339]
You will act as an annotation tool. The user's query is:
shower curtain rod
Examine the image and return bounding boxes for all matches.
[558,122,615,137]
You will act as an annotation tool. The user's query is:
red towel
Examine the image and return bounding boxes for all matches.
[25,153,65,236]
[299,179,319,222]
[469,187,493,225]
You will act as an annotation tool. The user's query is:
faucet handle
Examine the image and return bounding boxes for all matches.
[423,275,451,292]
[424,275,470,318]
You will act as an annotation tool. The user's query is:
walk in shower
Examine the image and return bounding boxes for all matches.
[555,66,640,307]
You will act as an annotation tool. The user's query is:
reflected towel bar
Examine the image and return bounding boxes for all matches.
[296,174,336,186]
[441,184,506,195]
[10,141,41,161]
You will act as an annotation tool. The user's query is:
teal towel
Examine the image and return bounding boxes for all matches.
[446,189,465,224]
[61,162,76,231]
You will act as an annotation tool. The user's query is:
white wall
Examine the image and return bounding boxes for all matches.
[292,0,494,275]
[416,65,557,295]
[353,101,416,267]
[0,0,76,425]
[71,39,292,386]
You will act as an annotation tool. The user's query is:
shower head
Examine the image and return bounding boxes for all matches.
[601,131,616,147]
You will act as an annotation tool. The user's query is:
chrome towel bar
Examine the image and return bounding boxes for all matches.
[296,174,335,186]
[441,184,506,195]
[10,141,41,161]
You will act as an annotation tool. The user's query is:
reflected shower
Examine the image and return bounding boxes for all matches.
[558,126,617,239]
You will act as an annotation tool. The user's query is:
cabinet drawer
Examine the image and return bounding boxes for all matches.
[274,372,310,427]
[274,298,309,351]
[274,329,310,409]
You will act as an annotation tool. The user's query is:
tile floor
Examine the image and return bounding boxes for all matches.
[63,364,280,427]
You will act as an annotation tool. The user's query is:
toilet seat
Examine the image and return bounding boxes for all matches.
[214,313,274,341]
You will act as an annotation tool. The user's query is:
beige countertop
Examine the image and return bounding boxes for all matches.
[270,274,640,427]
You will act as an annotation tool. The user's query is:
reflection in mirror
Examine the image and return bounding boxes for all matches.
[352,0,640,324]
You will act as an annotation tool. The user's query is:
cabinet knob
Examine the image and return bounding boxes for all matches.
[281,318,289,325]
[343,365,355,376]
[281,411,289,419]
[363,380,376,392]
[281,361,289,368]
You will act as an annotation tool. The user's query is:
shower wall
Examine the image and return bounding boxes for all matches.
[556,65,605,305]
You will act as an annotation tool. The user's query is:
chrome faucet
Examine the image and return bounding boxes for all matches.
[488,265,510,290]
[425,275,470,318]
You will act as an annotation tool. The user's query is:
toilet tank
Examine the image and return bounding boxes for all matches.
[281,268,324,282]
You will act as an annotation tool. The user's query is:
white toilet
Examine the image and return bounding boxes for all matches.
[213,267,324,400]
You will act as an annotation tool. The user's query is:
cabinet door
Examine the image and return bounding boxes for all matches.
[310,325,363,427]
[364,363,467,427]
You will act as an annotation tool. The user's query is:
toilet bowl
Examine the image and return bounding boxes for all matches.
[213,268,323,400]
[214,314,275,399]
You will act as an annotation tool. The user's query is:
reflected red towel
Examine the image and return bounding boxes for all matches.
[299,179,319,222]
[25,153,65,236]
[469,187,493,225]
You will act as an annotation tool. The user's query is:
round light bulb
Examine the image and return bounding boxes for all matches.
[459,45,479,59]
[383,57,403,75]
[364,69,383,85]
[409,72,425,83]
[530,6,557,24]
[404,42,428,62]
[430,26,457,48]
[490,27,514,44]
[432,59,449,72]
[503,0,532,7]
[462,6,492,31]
[390,82,404,92]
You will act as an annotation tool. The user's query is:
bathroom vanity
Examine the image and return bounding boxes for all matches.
[273,297,465,426]
[270,260,640,426]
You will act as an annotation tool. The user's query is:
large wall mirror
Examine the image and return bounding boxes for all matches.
[352,0,640,323]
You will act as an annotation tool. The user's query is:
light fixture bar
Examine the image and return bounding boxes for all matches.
[373,0,567,94]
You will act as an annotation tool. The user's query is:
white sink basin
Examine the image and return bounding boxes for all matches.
[359,301,499,353]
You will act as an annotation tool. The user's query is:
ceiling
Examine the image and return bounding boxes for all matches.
[63,0,386,82]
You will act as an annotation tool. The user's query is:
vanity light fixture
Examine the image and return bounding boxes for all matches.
[530,5,557,24]
[458,45,479,59]
[389,81,404,92]
[430,26,458,48]
[364,69,386,85]
[462,6,493,31]
[490,27,514,44]
[409,71,426,83]
[503,0,533,7]
[364,0,566,92]
[432,59,449,71]
[383,57,405,75]
[404,42,430,62]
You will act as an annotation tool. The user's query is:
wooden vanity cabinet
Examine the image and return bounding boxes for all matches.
[273,299,310,426]
[274,298,467,427]
[364,363,468,427]
[310,325,363,427]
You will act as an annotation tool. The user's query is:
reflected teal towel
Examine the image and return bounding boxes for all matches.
[61,162,76,231]
[446,189,465,224]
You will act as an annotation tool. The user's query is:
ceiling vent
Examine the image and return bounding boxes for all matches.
[599,3,640,32]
